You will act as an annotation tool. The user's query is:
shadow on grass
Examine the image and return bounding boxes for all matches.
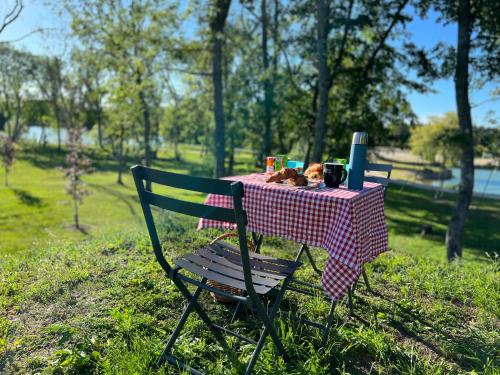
[349,287,496,372]
[88,183,140,221]
[20,144,215,177]
[11,188,45,207]
[386,184,500,256]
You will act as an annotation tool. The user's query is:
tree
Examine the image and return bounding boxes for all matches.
[0,0,23,35]
[410,112,461,198]
[260,0,273,159]
[311,0,330,163]
[288,0,425,166]
[0,45,35,143]
[210,0,232,177]
[65,0,179,184]
[32,56,67,150]
[0,136,18,186]
[63,127,93,230]
[448,0,475,260]
[73,50,107,149]
[417,0,500,260]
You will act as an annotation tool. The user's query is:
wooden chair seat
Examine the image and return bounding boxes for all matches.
[175,241,300,295]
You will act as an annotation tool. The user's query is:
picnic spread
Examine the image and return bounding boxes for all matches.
[198,173,388,300]
[134,131,393,373]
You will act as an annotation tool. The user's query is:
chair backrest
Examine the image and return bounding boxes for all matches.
[364,162,393,189]
[131,165,255,292]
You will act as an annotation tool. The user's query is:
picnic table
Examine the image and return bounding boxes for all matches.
[198,173,388,300]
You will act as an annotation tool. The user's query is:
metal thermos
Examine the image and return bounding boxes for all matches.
[347,132,368,190]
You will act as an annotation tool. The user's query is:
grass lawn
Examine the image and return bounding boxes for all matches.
[0,144,254,253]
[0,143,499,374]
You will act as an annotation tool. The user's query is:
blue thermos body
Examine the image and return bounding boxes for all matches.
[347,132,368,190]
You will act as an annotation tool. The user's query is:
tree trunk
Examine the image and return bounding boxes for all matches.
[261,0,272,158]
[435,163,446,199]
[13,93,23,142]
[228,132,235,176]
[117,124,125,185]
[110,135,116,156]
[97,114,103,149]
[57,121,61,151]
[446,0,474,261]
[304,139,313,169]
[4,166,8,187]
[481,165,497,198]
[311,0,330,163]
[136,72,152,189]
[39,123,46,145]
[74,199,79,229]
[210,0,232,178]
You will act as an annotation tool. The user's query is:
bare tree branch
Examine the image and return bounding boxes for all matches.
[327,0,354,91]
[361,0,410,80]
[0,0,23,34]
[0,27,51,43]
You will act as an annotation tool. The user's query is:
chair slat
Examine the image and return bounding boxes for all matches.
[135,165,237,196]
[365,163,393,173]
[217,240,299,268]
[364,176,390,186]
[145,191,237,223]
[210,243,296,275]
[198,248,287,280]
[174,258,271,294]
[183,254,280,287]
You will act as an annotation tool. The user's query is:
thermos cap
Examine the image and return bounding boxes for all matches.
[352,132,368,145]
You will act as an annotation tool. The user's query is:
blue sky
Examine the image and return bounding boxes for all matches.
[1,0,497,126]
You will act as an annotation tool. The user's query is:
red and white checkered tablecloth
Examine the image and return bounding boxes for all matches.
[198,173,388,300]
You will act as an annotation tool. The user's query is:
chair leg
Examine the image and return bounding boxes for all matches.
[294,243,306,262]
[230,300,244,323]
[320,300,337,347]
[157,280,206,369]
[362,267,372,292]
[347,287,354,315]
[294,243,323,276]
[172,277,241,368]
[304,245,323,276]
[251,232,263,253]
[245,276,292,374]
[245,322,271,375]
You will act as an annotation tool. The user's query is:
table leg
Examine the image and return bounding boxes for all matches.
[251,232,263,253]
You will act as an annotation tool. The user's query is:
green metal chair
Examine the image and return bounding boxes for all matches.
[131,165,300,375]
[351,162,392,299]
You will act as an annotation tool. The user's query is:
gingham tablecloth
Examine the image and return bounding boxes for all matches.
[198,173,388,300]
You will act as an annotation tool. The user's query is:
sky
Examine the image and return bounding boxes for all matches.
[0,0,498,126]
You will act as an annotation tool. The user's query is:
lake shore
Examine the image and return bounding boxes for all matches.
[374,147,498,168]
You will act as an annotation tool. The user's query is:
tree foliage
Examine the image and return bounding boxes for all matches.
[63,127,93,229]
[410,112,461,167]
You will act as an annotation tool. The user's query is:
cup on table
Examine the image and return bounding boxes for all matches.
[288,160,304,172]
[323,162,348,188]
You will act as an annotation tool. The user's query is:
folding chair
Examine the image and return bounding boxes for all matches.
[131,165,301,375]
[295,162,392,318]
[348,162,392,312]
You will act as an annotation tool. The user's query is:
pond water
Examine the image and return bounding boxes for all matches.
[432,167,500,196]
[24,126,94,145]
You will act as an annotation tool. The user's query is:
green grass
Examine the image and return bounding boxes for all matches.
[1,229,498,374]
[2,143,499,260]
[0,143,499,374]
[0,144,254,253]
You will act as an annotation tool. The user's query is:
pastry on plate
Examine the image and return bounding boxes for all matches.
[304,163,323,179]
[266,168,298,183]
[288,174,308,186]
